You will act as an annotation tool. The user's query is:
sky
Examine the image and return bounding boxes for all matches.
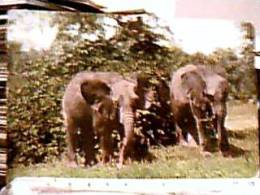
[8,0,260,64]
[94,0,260,65]
[8,11,58,51]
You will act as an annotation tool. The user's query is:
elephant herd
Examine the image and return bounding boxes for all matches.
[62,64,230,168]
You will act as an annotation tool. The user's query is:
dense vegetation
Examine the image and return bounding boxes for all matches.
[7,11,256,166]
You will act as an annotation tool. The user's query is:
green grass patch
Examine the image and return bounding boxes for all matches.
[8,102,259,181]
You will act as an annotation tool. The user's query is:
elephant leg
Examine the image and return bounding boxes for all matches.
[194,120,213,156]
[65,121,78,168]
[194,119,205,146]
[81,124,96,167]
[217,116,229,152]
[175,123,187,146]
[100,128,113,164]
[184,118,199,147]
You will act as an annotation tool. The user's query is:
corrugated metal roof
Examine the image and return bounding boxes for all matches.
[0,0,104,12]
[0,0,147,14]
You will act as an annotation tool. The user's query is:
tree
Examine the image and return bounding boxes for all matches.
[239,22,256,99]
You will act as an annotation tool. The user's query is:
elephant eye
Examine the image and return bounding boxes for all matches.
[93,96,103,104]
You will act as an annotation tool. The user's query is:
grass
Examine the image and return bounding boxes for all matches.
[7,102,259,181]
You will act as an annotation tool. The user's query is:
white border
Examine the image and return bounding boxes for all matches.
[1,177,260,194]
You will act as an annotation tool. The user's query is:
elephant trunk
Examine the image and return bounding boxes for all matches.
[118,108,135,167]
[214,102,229,151]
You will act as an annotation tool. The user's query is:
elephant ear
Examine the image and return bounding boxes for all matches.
[81,80,111,105]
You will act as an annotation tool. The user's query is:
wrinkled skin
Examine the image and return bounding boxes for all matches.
[62,71,145,167]
[62,76,119,167]
[170,65,216,149]
[196,65,229,151]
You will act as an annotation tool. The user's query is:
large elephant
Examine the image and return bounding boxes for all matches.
[170,64,229,152]
[62,71,145,167]
[170,65,216,150]
[62,76,118,167]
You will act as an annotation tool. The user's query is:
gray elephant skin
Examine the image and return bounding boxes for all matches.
[62,71,144,167]
[170,64,229,152]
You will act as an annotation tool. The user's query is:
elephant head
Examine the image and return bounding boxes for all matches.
[64,71,148,167]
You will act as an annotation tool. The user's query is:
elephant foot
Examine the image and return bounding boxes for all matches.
[84,159,97,168]
[66,161,78,168]
[199,146,213,157]
[220,142,230,152]
[99,159,112,166]
[116,162,124,169]
[178,134,198,148]
[96,161,108,168]
[221,150,231,157]
[179,139,188,146]
[200,150,213,157]
[186,134,198,147]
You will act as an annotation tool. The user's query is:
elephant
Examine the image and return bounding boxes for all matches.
[170,64,216,150]
[170,64,229,152]
[196,65,229,151]
[62,76,118,167]
[62,71,146,167]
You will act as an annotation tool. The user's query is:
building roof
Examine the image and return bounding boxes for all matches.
[0,0,105,12]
